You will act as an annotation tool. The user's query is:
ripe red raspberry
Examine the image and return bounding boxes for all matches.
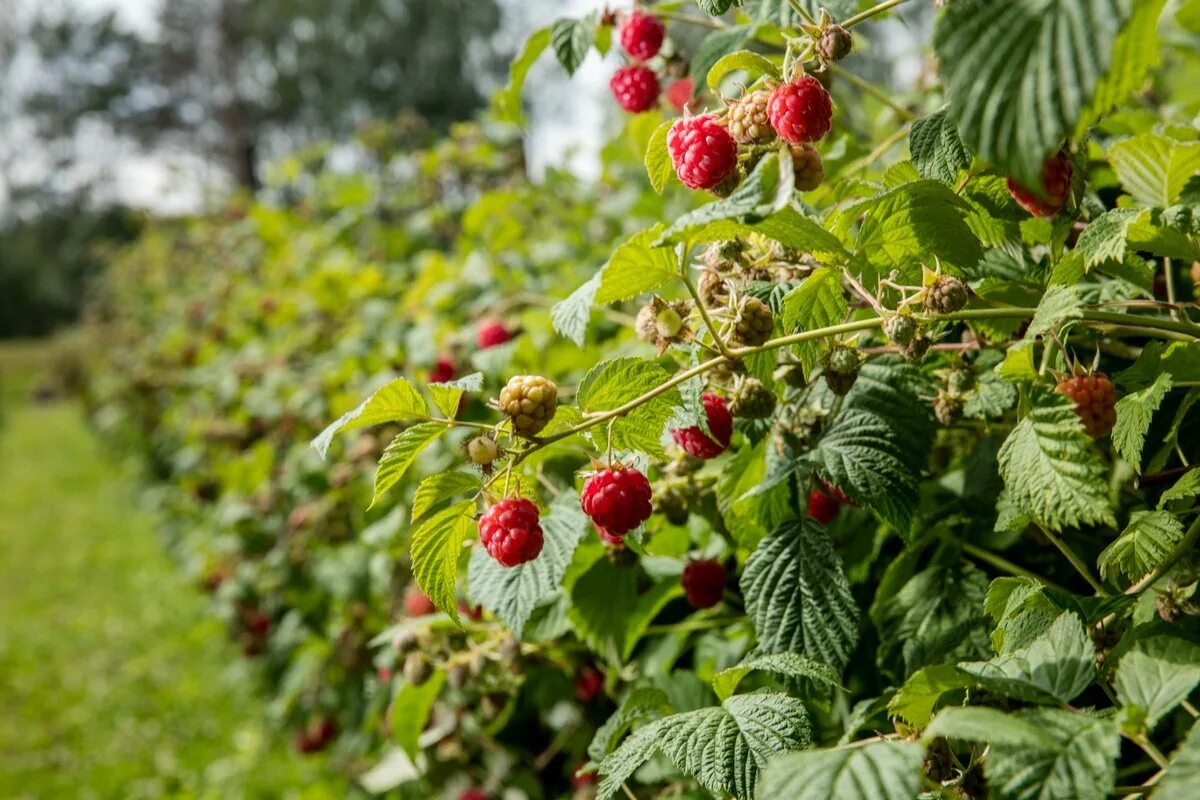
[619,11,665,61]
[595,524,623,546]
[667,114,738,190]
[610,65,660,113]
[478,498,544,567]
[428,356,456,384]
[1056,372,1117,438]
[1007,152,1072,217]
[665,78,696,112]
[476,319,511,349]
[404,586,436,617]
[581,467,653,536]
[682,559,727,609]
[807,487,841,524]
[670,392,733,459]
[575,665,605,702]
[459,791,489,800]
[768,76,833,143]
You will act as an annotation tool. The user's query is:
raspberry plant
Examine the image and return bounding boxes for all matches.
[90,1,1200,798]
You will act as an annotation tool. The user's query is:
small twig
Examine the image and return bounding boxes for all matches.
[960,542,1071,594]
[829,65,916,122]
[1037,525,1109,596]
[842,0,912,28]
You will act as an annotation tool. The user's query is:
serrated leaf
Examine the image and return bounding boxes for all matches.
[391,670,445,758]
[1026,284,1083,338]
[1115,637,1200,730]
[707,50,779,90]
[411,470,480,524]
[909,107,972,184]
[925,706,1056,748]
[997,389,1116,532]
[889,664,973,728]
[964,370,1019,419]
[663,205,847,258]
[577,357,680,458]
[1075,208,1140,270]
[1076,0,1167,135]
[597,693,811,800]
[696,0,737,14]
[645,120,674,194]
[468,492,589,637]
[1160,469,1200,507]
[809,360,935,533]
[428,372,482,419]
[313,377,429,457]
[371,423,447,508]
[1110,133,1200,208]
[1098,510,1185,585]
[588,688,672,762]
[957,613,1095,704]
[933,0,1131,189]
[568,556,639,659]
[780,268,847,377]
[594,226,677,305]
[410,501,474,622]
[494,26,551,125]
[712,652,842,701]
[690,26,752,93]
[1156,722,1200,800]
[552,273,600,346]
[550,18,592,76]
[757,739,926,800]
[1113,372,1173,470]
[741,518,860,670]
[656,154,792,243]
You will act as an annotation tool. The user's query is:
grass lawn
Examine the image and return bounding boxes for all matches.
[0,340,340,799]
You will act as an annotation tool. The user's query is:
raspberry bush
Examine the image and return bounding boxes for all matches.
[88,2,1200,799]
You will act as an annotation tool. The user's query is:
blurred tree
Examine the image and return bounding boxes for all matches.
[15,0,504,192]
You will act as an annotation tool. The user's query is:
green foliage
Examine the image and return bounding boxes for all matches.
[758,739,926,800]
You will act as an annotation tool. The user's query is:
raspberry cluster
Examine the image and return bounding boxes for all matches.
[670,392,733,459]
[609,11,668,113]
[1056,372,1118,438]
[478,497,544,567]
[581,467,654,536]
[498,375,558,437]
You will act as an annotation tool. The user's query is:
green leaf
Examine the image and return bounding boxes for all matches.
[596,693,811,800]
[411,470,480,524]
[1110,133,1200,208]
[1076,0,1167,135]
[889,664,973,728]
[567,556,639,659]
[550,18,593,76]
[370,423,447,508]
[957,613,1095,704]
[933,0,1131,189]
[428,372,483,419]
[552,273,600,346]
[1115,637,1200,730]
[809,360,935,533]
[757,739,926,800]
[997,389,1116,532]
[391,670,445,758]
[594,226,678,305]
[577,357,680,458]
[1156,722,1200,800]
[995,339,1039,382]
[707,50,780,90]
[1113,372,1173,471]
[964,369,1020,419]
[588,687,672,762]
[927,707,1120,800]
[494,26,552,125]
[468,492,589,638]
[1098,510,1185,585]
[690,26,752,92]
[410,501,475,623]
[908,107,972,184]
[779,268,848,377]
[663,205,847,258]
[1160,469,1200,507]
[644,120,675,195]
[1026,284,1083,338]
[712,652,842,701]
[696,0,738,14]
[313,377,429,457]
[1074,208,1140,270]
[741,518,860,671]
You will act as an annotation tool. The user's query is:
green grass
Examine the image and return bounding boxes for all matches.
[0,341,339,799]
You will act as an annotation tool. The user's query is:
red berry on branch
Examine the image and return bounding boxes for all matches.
[575,665,605,702]
[667,115,738,190]
[428,356,456,384]
[404,586,436,617]
[581,467,653,536]
[619,10,665,61]
[610,65,661,113]
[596,524,623,546]
[479,497,544,567]
[767,76,833,143]
[476,319,511,349]
[807,487,841,524]
[665,78,696,112]
[1056,372,1117,438]
[670,392,733,459]
[682,559,727,609]
[1007,152,1072,217]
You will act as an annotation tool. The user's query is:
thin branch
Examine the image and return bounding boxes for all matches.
[829,65,916,122]
[1037,525,1109,596]
[960,542,1071,594]
[842,0,912,28]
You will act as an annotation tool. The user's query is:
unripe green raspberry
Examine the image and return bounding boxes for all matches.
[883,315,917,346]
[933,391,964,426]
[816,24,853,63]
[900,336,932,362]
[924,276,969,314]
[729,378,777,418]
[636,298,691,348]
[467,435,500,466]
[697,270,731,309]
[702,240,747,273]
[789,142,824,191]
[708,358,746,387]
[946,366,975,395]
[727,90,775,144]
[732,296,774,347]
[498,375,558,437]
[822,345,862,396]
